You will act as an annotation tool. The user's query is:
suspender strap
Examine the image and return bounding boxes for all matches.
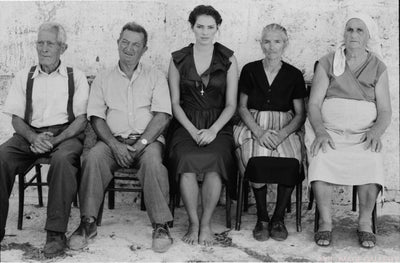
[24,66,37,124]
[24,66,75,125]
[66,67,75,123]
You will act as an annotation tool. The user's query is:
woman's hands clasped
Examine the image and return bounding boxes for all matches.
[255,129,286,150]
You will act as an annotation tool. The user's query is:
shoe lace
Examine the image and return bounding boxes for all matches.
[153,224,170,238]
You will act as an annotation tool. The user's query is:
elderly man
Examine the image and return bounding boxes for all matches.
[0,22,89,258]
[68,22,173,253]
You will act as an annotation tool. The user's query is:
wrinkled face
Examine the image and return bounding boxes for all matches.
[36,29,66,70]
[344,18,370,50]
[192,15,218,45]
[118,30,147,65]
[260,30,287,60]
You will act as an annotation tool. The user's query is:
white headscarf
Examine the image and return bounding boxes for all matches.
[333,12,383,76]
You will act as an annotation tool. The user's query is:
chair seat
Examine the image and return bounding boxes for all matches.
[245,157,302,186]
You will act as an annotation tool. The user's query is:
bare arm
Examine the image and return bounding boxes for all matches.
[131,111,171,153]
[361,70,392,152]
[91,116,134,168]
[168,58,200,142]
[308,63,335,156]
[198,55,239,146]
[48,114,87,146]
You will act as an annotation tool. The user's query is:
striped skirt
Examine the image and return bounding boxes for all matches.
[233,110,304,178]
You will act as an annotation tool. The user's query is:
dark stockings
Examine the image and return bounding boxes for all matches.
[252,185,269,222]
[271,184,295,222]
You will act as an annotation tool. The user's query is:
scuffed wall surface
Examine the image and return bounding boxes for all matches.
[0,0,398,200]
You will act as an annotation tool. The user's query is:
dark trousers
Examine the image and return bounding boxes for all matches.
[0,126,83,234]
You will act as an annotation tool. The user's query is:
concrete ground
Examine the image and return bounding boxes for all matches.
[1,184,400,262]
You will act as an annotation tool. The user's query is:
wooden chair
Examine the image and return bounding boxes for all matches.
[235,157,304,232]
[18,157,78,230]
[310,185,377,234]
[96,168,150,226]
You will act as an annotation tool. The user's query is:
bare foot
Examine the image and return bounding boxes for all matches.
[358,222,375,248]
[199,225,215,246]
[182,223,199,245]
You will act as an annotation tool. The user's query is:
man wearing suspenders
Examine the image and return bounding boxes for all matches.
[0,22,89,258]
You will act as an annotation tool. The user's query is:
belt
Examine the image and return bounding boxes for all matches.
[115,135,139,145]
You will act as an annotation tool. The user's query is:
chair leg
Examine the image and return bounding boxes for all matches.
[296,182,302,232]
[235,176,244,231]
[225,184,231,229]
[314,206,319,233]
[286,195,292,213]
[18,174,25,230]
[97,198,105,226]
[372,203,377,234]
[243,179,249,212]
[108,180,115,210]
[35,165,44,207]
[307,188,314,210]
[352,185,357,212]
[140,191,146,211]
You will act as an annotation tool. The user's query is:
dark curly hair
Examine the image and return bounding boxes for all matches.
[188,5,222,27]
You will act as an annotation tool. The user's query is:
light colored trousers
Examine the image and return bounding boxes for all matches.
[79,140,173,224]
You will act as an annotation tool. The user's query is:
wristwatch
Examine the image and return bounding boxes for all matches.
[140,138,148,146]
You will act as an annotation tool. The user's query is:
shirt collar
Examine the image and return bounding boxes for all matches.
[33,61,67,78]
[116,61,142,82]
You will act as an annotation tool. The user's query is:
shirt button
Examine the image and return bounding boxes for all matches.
[268,89,271,92]
[267,100,270,103]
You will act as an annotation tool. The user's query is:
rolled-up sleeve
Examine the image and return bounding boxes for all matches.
[87,75,107,120]
[72,68,90,117]
[3,69,27,119]
[150,70,172,115]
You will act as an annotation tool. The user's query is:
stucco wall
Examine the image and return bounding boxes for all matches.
[0,0,398,200]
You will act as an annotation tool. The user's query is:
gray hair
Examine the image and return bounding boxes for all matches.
[38,22,67,45]
[261,23,289,44]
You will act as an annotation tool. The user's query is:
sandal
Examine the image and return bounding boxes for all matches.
[357,230,376,249]
[314,231,332,246]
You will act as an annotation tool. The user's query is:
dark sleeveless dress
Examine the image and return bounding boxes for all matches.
[168,42,236,183]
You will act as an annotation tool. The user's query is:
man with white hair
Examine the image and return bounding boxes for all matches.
[0,22,89,258]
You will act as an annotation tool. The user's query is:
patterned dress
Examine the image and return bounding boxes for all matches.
[234,60,307,185]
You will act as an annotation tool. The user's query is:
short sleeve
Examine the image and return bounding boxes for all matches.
[238,64,251,95]
[318,53,334,76]
[87,74,107,120]
[292,69,307,99]
[150,69,172,115]
[72,68,90,117]
[3,69,28,119]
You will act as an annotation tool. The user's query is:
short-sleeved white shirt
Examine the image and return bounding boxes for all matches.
[3,62,89,128]
[87,62,171,142]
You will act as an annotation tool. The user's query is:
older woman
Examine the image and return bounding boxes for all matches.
[168,5,238,246]
[234,24,306,241]
[306,13,391,248]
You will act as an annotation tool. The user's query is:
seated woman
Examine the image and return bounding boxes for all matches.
[167,5,238,246]
[234,24,307,241]
[305,13,392,248]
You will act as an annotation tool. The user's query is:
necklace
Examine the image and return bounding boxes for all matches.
[200,86,204,96]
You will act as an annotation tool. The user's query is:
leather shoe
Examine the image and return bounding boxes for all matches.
[43,231,67,258]
[252,221,269,241]
[269,221,288,241]
[152,223,173,253]
[68,217,97,250]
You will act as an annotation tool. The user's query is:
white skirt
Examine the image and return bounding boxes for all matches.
[305,98,384,188]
